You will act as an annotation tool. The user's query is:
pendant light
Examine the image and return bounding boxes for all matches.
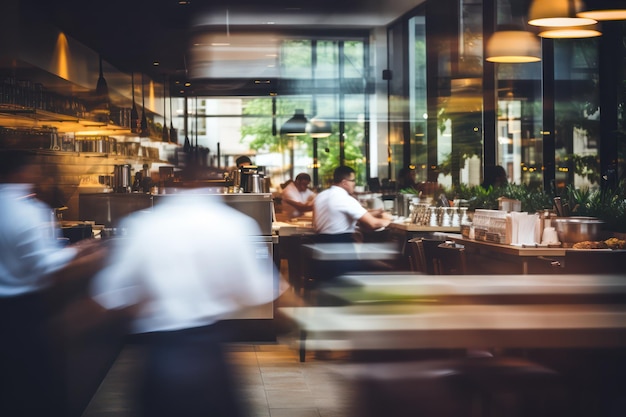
[306,117,332,138]
[271,96,277,136]
[130,72,139,134]
[528,0,597,28]
[486,25,541,63]
[537,23,602,38]
[93,55,110,122]
[140,73,149,138]
[280,109,308,136]
[168,79,178,144]
[577,0,626,21]
[161,77,169,142]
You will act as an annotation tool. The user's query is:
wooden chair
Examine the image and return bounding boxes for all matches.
[407,237,427,273]
[415,239,467,275]
[420,238,447,274]
[434,242,467,275]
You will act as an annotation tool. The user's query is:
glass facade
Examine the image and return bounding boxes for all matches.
[173,0,625,192]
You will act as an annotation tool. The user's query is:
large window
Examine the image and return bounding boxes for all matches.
[398,0,623,191]
[553,38,600,188]
[189,36,369,189]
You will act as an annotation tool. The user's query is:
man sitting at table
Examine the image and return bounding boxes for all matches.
[313,165,391,243]
[281,172,316,220]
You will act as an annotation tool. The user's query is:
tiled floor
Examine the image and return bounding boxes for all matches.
[81,337,354,417]
[82,261,355,417]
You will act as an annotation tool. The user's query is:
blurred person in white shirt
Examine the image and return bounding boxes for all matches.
[91,192,286,417]
[313,165,391,243]
[0,149,109,417]
[281,172,316,220]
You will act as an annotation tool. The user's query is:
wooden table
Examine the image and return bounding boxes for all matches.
[301,242,401,261]
[325,273,626,305]
[446,235,567,274]
[446,235,626,274]
[388,222,462,234]
[281,304,626,361]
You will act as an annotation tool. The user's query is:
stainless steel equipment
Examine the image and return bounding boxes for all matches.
[553,216,604,245]
[113,164,132,193]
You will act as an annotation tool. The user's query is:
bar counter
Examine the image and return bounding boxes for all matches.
[445,235,626,274]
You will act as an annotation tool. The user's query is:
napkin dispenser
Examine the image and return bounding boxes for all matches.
[506,212,540,245]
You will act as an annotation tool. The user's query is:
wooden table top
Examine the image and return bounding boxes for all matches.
[280,304,626,350]
[332,273,626,297]
[322,273,626,305]
[447,236,568,257]
[388,222,461,233]
[301,242,401,261]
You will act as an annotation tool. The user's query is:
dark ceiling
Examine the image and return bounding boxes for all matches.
[24,0,421,85]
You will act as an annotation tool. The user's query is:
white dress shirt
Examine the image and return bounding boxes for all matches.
[0,184,76,297]
[313,185,367,235]
[281,181,315,219]
[91,194,281,334]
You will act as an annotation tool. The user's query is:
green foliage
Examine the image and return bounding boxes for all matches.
[449,183,553,213]
[565,153,601,184]
[562,181,626,233]
[239,96,367,186]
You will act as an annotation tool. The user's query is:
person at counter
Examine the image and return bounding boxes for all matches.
[313,165,391,243]
[281,172,316,220]
[91,191,286,417]
[235,155,252,168]
[0,150,110,417]
[397,164,419,191]
[481,164,508,189]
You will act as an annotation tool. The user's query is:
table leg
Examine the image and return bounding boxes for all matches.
[299,329,307,362]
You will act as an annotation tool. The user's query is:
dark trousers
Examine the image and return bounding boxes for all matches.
[138,321,246,417]
[0,291,66,417]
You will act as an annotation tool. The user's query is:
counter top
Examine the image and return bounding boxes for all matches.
[325,273,626,304]
[388,222,461,233]
[301,242,401,261]
[448,236,567,257]
[272,221,314,236]
[281,304,626,352]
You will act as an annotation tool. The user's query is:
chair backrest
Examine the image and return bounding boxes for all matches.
[420,239,447,274]
[434,243,467,275]
[407,238,427,273]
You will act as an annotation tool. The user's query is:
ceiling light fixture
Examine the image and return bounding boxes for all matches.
[538,23,602,38]
[169,78,178,144]
[130,72,139,134]
[528,0,597,27]
[93,55,110,121]
[486,26,541,63]
[162,77,169,142]
[140,73,149,138]
[577,0,626,20]
[306,117,332,138]
[280,109,308,136]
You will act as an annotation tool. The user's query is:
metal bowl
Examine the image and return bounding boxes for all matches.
[553,216,604,244]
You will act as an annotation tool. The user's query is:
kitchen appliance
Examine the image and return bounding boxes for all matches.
[553,216,604,246]
[113,164,132,193]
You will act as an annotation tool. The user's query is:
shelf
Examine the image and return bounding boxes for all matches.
[0,104,132,136]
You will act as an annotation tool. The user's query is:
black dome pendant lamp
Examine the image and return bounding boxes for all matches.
[168,78,178,144]
[130,72,139,134]
[140,73,149,137]
[161,77,169,142]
